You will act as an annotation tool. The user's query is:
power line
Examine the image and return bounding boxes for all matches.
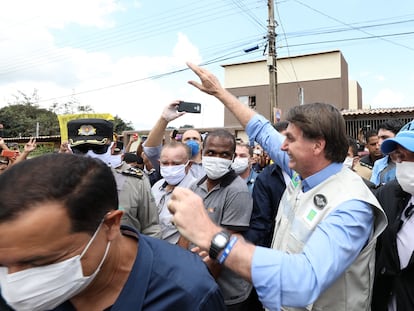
[36,47,265,104]
[0,1,267,75]
[292,0,414,51]
[34,29,414,105]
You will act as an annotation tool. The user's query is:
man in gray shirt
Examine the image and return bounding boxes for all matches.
[190,129,255,310]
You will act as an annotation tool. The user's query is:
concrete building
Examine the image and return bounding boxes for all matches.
[222,50,361,126]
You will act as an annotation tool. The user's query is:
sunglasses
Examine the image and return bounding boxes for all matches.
[72,144,109,155]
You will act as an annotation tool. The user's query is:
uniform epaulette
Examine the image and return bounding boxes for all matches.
[121,167,144,179]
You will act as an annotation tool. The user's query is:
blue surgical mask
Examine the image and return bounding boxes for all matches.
[186,140,200,158]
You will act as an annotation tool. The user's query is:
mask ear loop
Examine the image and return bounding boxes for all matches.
[79,222,102,257]
[79,220,112,273]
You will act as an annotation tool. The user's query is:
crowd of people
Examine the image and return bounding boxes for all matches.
[0,62,413,311]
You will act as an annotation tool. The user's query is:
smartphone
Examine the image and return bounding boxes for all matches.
[1,150,17,158]
[178,101,201,113]
[171,129,178,139]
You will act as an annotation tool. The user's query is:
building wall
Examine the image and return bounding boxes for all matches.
[348,80,362,110]
[222,51,350,126]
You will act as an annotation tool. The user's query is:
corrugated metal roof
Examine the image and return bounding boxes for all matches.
[341,107,414,116]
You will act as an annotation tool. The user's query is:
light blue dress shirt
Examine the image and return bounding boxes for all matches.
[246,114,374,310]
[370,155,395,186]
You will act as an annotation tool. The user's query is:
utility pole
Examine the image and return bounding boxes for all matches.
[267,0,278,123]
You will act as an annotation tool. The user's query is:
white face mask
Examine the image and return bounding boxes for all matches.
[86,142,114,167]
[231,157,249,174]
[343,156,354,169]
[202,156,232,180]
[396,162,414,195]
[0,223,111,311]
[160,162,188,185]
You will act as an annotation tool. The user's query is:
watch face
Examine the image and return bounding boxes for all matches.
[214,234,229,247]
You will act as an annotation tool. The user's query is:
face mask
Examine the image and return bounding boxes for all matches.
[343,156,354,169]
[108,154,123,168]
[186,140,200,158]
[160,162,188,185]
[396,162,414,195]
[86,142,114,167]
[231,157,249,174]
[202,156,232,180]
[0,223,111,311]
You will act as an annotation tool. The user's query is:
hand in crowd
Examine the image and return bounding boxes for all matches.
[187,62,224,96]
[23,137,37,153]
[0,137,6,148]
[59,141,72,154]
[161,101,186,122]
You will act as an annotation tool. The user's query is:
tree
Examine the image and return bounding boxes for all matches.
[113,115,134,133]
[49,94,94,115]
[0,90,60,137]
[0,90,135,138]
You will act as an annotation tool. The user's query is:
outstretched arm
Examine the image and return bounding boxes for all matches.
[187,62,257,127]
[144,101,185,147]
[14,137,37,165]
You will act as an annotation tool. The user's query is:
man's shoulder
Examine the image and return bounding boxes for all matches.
[223,173,249,193]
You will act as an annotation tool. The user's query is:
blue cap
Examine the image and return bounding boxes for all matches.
[381,130,414,154]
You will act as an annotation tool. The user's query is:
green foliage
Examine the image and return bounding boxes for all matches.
[113,115,134,133]
[49,96,94,115]
[0,104,60,137]
[0,90,134,138]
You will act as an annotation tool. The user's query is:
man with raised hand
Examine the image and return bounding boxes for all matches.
[168,62,387,311]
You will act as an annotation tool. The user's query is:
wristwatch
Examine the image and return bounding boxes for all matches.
[209,230,231,260]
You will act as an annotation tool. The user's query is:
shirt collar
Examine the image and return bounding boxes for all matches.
[301,162,343,192]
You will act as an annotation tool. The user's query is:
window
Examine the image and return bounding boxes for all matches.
[238,95,256,110]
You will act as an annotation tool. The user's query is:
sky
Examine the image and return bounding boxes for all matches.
[0,0,413,131]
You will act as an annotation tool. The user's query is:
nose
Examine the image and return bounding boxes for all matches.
[281,138,288,151]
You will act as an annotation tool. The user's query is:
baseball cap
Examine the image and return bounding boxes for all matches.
[381,128,414,154]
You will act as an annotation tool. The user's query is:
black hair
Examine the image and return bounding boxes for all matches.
[0,153,118,234]
[378,120,405,135]
[203,129,236,154]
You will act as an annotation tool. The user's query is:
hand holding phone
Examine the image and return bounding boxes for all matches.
[178,101,201,113]
[1,150,18,158]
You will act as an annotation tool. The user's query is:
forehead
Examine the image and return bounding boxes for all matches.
[0,202,77,264]
[236,145,250,154]
[205,135,233,150]
[367,136,378,143]
[378,129,395,138]
[160,145,187,159]
[286,122,304,137]
[182,130,201,141]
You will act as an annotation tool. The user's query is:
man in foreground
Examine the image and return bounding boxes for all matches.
[0,153,225,310]
[168,62,387,311]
